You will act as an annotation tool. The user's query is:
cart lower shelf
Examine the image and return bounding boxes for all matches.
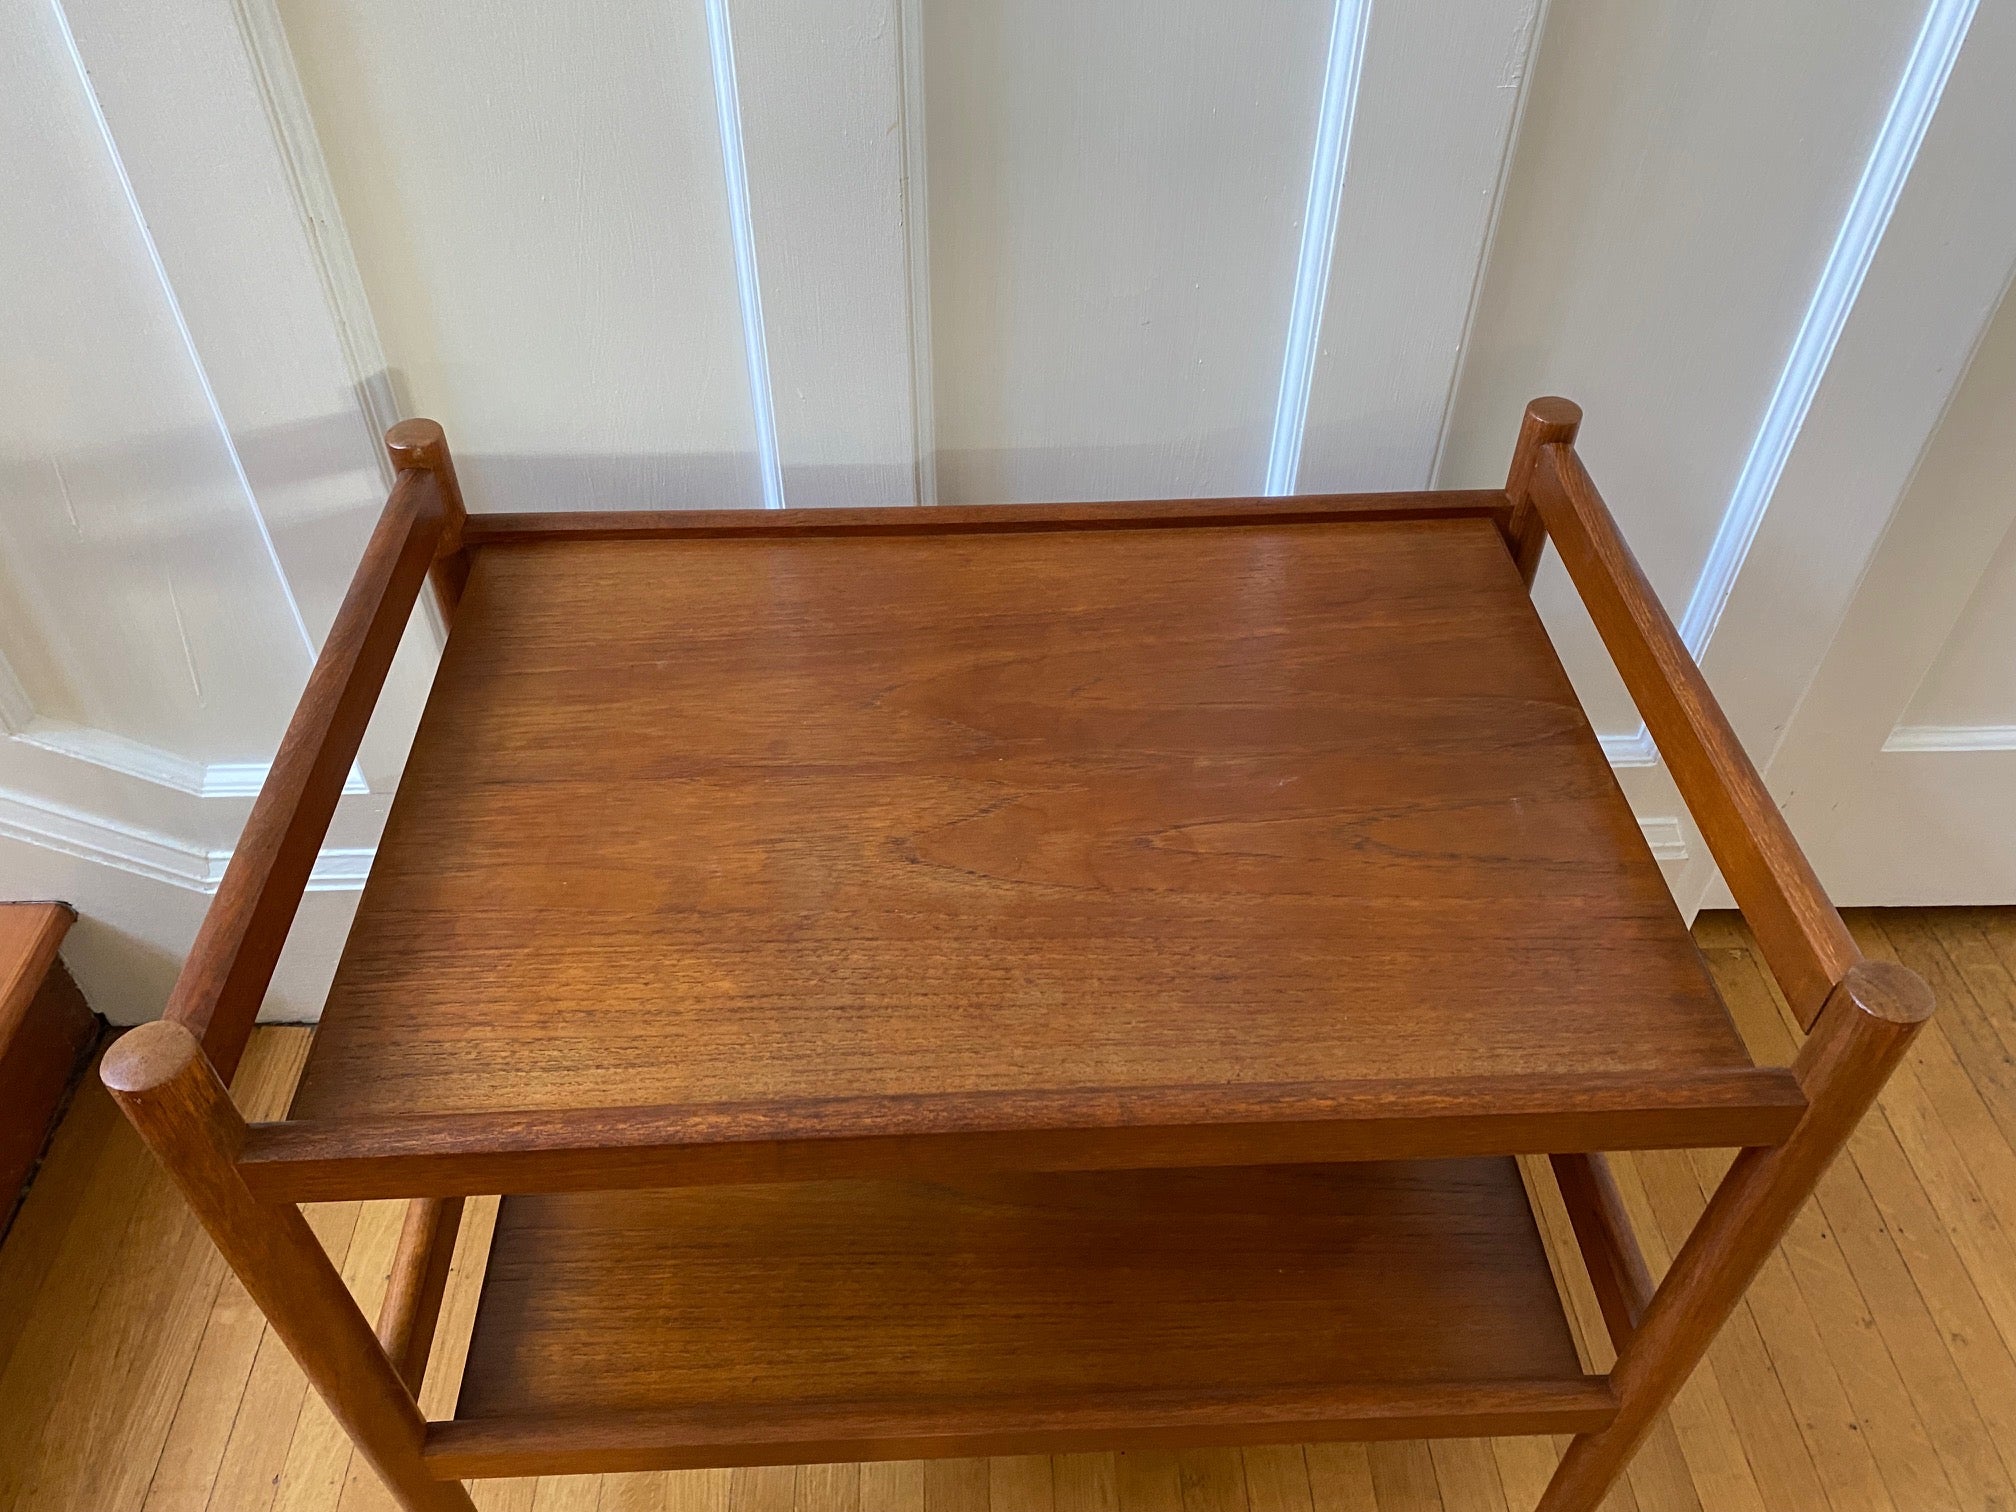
[426,1158,1615,1478]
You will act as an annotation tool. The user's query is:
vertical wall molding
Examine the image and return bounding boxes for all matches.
[0,654,33,735]
[895,0,937,507]
[1428,0,1547,486]
[1676,0,1979,657]
[1581,0,1976,767]
[704,0,786,510]
[49,0,317,660]
[226,0,403,487]
[1263,0,1373,497]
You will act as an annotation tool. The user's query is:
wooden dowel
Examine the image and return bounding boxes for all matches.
[167,460,451,1082]
[1548,1152,1654,1351]
[458,490,1517,546]
[388,419,470,623]
[1530,440,1859,1027]
[1504,396,1582,585]
[1538,960,1932,1511]
[102,1022,476,1512]
[377,1196,467,1392]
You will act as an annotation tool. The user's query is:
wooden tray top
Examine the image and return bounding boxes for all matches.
[252,510,1800,1199]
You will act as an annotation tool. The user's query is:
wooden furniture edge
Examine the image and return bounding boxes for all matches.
[102,424,478,1512]
[376,1196,466,1393]
[237,1067,1806,1201]
[1505,397,1581,585]
[1,902,97,1233]
[1502,399,1938,1510]
[388,418,471,620]
[421,1379,1619,1479]
[457,488,1516,544]
[161,422,460,1083]
[1525,417,1858,1027]
[1547,1152,1655,1352]
[1538,960,1932,1509]
[101,1020,476,1511]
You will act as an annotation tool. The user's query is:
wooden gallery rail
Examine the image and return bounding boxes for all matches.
[102,403,1931,1512]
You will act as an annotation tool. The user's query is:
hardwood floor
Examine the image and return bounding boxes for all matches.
[3,908,2015,1511]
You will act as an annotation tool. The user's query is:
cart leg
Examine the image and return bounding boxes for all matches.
[103,1021,476,1512]
[1503,396,1581,585]
[386,418,470,624]
[1536,961,1930,1511]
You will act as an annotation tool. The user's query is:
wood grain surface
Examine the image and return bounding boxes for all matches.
[442,1160,1603,1472]
[6,910,2010,1510]
[0,903,93,1232]
[1530,444,1859,1029]
[456,491,1515,544]
[288,518,1760,1172]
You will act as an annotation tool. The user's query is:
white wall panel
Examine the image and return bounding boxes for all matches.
[732,0,925,507]
[1295,0,1542,492]
[1763,258,2016,901]
[1441,0,1930,737]
[924,0,1332,504]
[1902,519,2016,733]
[0,0,312,768]
[1882,249,2016,738]
[56,0,442,795]
[278,0,761,512]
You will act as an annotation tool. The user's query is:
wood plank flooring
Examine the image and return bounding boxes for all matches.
[3,908,2015,1512]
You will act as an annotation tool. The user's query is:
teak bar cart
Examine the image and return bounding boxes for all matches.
[103,399,1933,1512]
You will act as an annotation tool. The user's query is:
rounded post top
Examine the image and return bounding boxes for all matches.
[1835,958,1936,1026]
[101,1018,207,1096]
[1523,396,1583,436]
[385,418,449,472]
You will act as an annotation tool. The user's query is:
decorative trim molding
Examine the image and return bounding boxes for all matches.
[1600,728,1658,768]
[896,0,937,508]
[200,760,369,799]
[0,785,209,891]
[0,783,370,895]
[1264,0,1374,497]
[704,0,785,510]
[51,0,317,662]
[226,0,402,486]
[1429,0,1548,486]
[1638,816,1688,863]
[1675,0,1980,658]
[10,718,364,799]
[1881,722,2016,753]
[16,724,206,794]
[1586,0,1978,774]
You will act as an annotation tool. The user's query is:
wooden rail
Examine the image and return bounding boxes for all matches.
[1548,1153,1654,1352]
[1529,430,1859,1027]
[103,1021,477,1511]
[376,1197,466,1392]
[1539,962,1931,1509]
[165,421,463,1082]
[1511,397,1936,1511]
[1504,396,1581,585]
[459,489,1517,545]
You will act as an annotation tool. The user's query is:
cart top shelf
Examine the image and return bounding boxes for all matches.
[251,503,1802,1201]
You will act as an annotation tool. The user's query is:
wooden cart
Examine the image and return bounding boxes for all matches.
[102,399,1932,1512]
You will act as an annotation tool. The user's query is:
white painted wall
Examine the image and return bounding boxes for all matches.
[1767,267,2016,902]
[2,0,2010,1024]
